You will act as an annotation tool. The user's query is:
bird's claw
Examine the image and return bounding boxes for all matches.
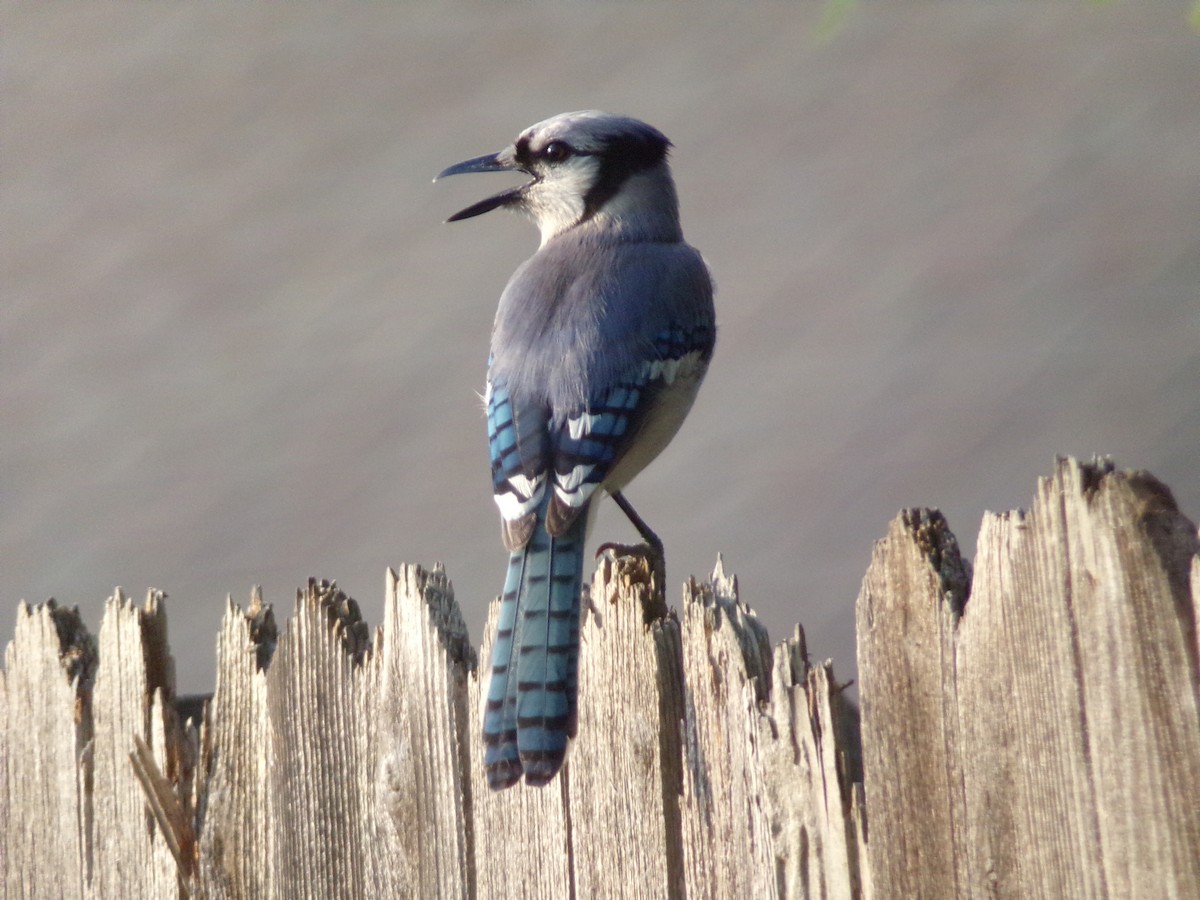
[594,540,667,617]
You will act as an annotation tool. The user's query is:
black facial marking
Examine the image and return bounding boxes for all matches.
[514,136,534,169]
[581,129,671,221]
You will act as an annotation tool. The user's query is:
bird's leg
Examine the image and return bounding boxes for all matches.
[608,490,663,557]
[596,490,666,604]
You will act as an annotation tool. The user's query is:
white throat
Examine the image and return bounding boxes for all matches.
[526,162,683,247]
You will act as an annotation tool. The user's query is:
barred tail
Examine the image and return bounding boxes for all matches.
[482,500,584,790]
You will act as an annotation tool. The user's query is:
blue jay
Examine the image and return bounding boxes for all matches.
[437,111,715,790]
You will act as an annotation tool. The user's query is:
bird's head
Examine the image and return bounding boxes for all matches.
[435,110,681,245]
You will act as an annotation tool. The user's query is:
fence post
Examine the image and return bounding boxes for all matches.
[858,457,1200,898]
[2,457,1196,898]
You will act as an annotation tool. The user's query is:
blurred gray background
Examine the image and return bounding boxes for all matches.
[6,3,1199,694]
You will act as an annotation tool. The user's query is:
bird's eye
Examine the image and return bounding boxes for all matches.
[541,141,572,163]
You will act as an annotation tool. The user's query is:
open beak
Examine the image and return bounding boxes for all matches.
[434,150,530,222]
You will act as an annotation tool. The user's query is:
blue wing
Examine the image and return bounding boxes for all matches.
[486,371,551,551]
[545,323,715,535]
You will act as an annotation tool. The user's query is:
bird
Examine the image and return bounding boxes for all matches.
[436,111,716,790]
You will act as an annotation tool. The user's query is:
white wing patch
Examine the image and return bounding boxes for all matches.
[493,472,545,521]
[495,489,542,521]
[567,411,602,441]
[643,350,703,387]
[507,472,544,498]
[554,481,600,509]
[557,463,595,492]
[554,463,599,510]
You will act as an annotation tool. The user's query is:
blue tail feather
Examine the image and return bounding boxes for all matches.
[483,497,585,790]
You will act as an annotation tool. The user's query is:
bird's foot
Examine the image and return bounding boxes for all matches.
[601,490,668,617]
[608,491,664,558]
[594,540,656,560]
[595,540,667,621]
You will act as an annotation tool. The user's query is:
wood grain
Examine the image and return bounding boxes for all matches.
[3,458,1195,898]
[858,458,1200,899]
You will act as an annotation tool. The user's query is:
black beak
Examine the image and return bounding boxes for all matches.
[434,151,529,222]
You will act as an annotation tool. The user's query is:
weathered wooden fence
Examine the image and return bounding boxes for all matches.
[2,457,1197,898]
